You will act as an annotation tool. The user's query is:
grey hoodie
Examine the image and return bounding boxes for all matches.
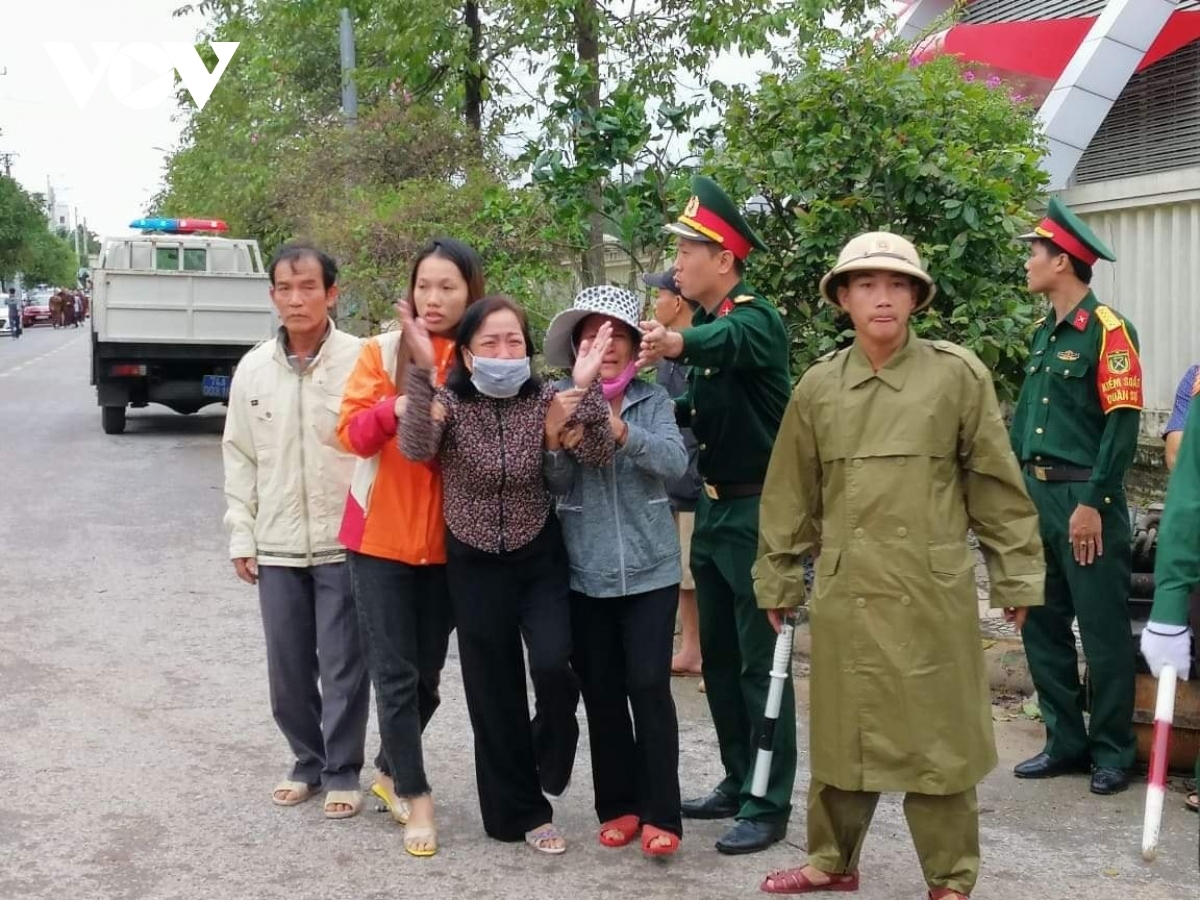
[545,377,688,598]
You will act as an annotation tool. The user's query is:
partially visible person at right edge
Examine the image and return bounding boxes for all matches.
[1009,198,1142,795]
[337,238,485,856]
[1144,363,1200,814]
[400,295,614,855]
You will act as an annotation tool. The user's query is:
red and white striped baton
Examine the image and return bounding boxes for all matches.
[1141,664,1177,862]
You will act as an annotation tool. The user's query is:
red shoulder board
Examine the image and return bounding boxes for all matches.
[1071,308,1090,331]
[716,298,735,318]
[1095,319,1143,413]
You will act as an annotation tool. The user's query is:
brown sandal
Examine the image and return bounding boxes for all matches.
[760,867,859,893]
[929,890,969,900]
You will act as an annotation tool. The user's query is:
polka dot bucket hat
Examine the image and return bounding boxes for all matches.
[543,285,644,368]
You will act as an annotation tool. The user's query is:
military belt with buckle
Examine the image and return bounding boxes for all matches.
[703,481,763,501]
[1023,464,1093,483]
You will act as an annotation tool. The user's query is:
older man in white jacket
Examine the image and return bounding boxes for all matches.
[222,244,368,818]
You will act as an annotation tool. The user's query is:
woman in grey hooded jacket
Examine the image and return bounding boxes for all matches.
[543,285,688,857]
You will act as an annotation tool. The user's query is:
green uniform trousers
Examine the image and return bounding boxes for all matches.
[806,780,980,895]
[692,492,796,824]
[1022,478,1135,769]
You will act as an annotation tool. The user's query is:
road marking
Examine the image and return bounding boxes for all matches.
[0,335,84,378]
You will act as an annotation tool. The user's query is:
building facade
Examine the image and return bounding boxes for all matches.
[898,0,1200,432]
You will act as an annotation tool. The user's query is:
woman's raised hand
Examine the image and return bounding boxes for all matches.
[572,320,613,388]
[398,302,436,369]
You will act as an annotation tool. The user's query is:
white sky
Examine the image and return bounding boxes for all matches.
[0,1,881,244]
[1,1,212,239]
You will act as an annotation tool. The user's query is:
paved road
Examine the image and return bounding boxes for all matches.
[1,329,1195,900]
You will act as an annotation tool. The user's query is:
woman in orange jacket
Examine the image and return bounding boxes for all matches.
[337,238,484,857]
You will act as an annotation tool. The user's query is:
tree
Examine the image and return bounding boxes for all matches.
[703,23,1048,400]
[0,178,52,284]
[20,228,78,287]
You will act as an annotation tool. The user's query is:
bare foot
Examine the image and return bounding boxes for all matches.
[645,832,674,851]
[671,652,702,675]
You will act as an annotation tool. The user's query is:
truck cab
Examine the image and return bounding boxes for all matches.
[91,218,276,434]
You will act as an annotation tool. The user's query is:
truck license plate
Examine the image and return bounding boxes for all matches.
[202,375,231,399]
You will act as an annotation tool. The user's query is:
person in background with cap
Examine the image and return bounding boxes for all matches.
[1010,197,1143,796]
[754,232,1043,899]
[543,285,689,856]
[643,268,705,683]
[637,175,795,855]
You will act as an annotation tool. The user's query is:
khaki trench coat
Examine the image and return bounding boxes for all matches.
[754,333,1045,795]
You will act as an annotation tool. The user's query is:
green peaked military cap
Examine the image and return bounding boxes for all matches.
[1018,196,1116,265]
[664,175,768,261]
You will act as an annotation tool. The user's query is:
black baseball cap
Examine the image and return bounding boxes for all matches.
[642,268,681,295]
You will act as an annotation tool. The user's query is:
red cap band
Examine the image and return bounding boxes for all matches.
[679,206,753,261]
[1033,219,1098,266]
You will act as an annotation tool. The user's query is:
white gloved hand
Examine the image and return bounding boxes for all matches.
[1140,621,1193,681]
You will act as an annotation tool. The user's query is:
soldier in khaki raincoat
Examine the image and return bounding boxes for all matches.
[752,233,1046,899]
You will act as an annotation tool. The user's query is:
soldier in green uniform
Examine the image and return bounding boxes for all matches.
[753,232,1044,899]
[1141,384,1199,810]
[637,175,795,854]
[1010,198,1143,795]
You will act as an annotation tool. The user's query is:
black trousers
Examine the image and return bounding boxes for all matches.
[571,585,682,836]
[446,521,579,841]
[347,551,454,797]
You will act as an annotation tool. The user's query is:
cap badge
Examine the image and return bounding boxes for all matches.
[683,195,700,218]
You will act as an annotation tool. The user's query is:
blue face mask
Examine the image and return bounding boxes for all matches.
[469,354,531,399]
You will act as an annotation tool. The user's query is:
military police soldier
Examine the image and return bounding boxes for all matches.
[637,175,795,854]
[1010,197,1143,795]
[1141,376,1199,812]
[753,233,1044,899]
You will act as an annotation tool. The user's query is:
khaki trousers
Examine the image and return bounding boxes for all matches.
[806,780,980,895]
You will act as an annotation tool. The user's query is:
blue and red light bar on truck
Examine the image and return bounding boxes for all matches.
[129,217,229,234]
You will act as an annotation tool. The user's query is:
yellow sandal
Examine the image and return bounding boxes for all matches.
[370,782,410,824]
[403,823,438,857]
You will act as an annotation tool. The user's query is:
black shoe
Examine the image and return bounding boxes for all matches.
[714,819,786,855]
[681,789,739,820]
[1090,767,1130,795]
[1013,752,1091,779]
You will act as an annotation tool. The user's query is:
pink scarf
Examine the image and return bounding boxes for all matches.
[602,361,639,401]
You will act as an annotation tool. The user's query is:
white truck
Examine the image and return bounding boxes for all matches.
[91,224,276,434]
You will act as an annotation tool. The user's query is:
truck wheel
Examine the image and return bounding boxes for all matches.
[102,405,127,435]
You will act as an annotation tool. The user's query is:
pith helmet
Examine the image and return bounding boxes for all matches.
[819,232,937,311]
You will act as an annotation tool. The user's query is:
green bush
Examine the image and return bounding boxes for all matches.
[704,26,1049,400]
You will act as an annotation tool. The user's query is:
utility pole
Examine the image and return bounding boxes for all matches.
[0,151,15,178]
[339,8,358,127]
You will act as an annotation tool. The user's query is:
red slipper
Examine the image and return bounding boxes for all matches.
[760,867,859,894]
[641,824,680,857]
[929,890,969,900]
[599,814,640,847]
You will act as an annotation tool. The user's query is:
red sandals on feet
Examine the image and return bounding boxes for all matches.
[760,867,860,894]
[929,891,969,900]
[641,825,680,857]
[599,815,641,847]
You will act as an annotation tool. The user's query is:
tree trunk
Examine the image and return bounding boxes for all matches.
[464,0,484,144]
[574,0,606,286]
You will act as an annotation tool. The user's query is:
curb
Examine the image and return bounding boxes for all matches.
[790,625,1034,696]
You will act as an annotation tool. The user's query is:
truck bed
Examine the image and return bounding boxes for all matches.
[93,270,275,345]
